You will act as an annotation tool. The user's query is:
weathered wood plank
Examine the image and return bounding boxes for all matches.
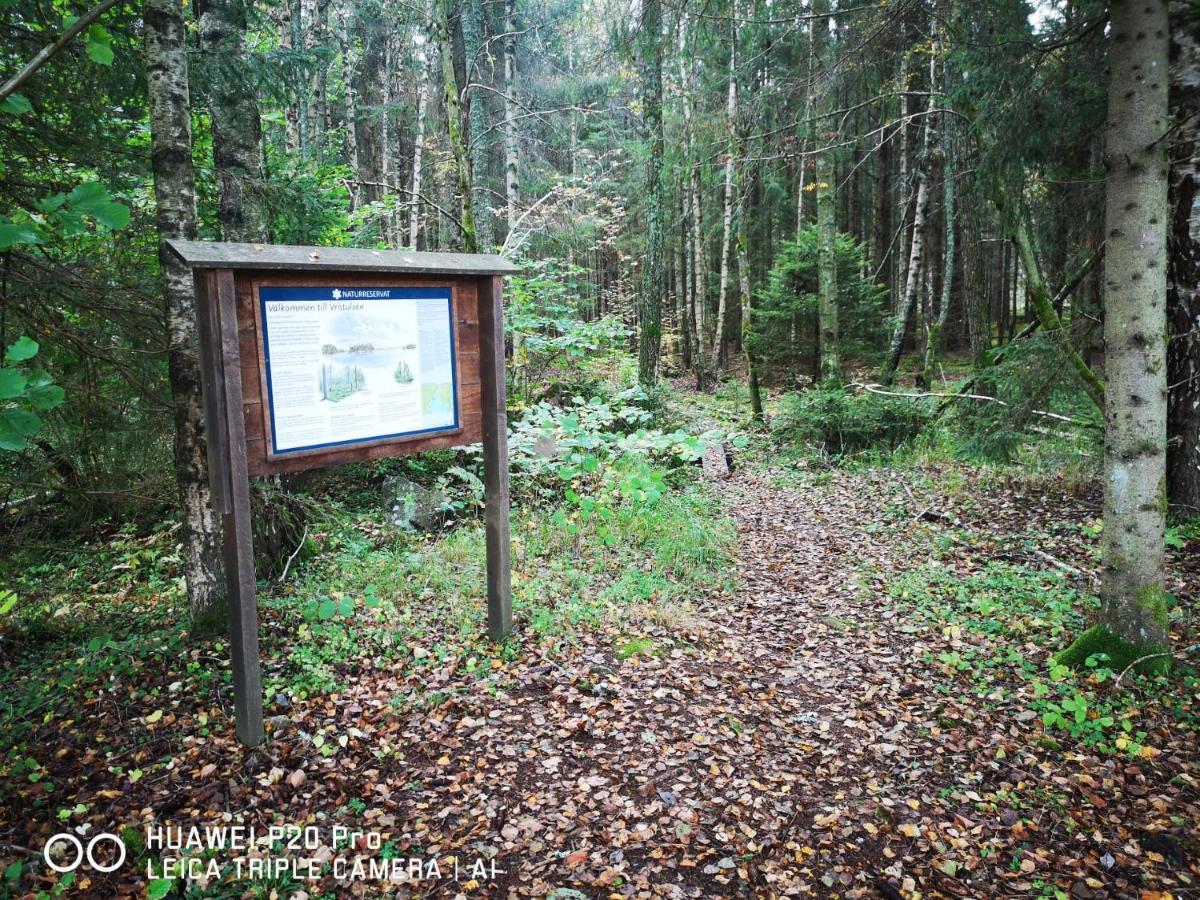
[194,269,231,515]
[167,240,521,275]
[214,268,266,748]
[478,275,513,642]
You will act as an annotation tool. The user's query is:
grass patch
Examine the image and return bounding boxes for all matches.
[884,559,1197,756]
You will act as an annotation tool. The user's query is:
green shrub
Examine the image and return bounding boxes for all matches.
[773,387,933,456]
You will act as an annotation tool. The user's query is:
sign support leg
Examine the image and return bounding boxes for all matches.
[478,275,513,641]
[214,269,265,747]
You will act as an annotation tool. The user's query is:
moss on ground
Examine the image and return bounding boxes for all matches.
[1055,624,1170,675]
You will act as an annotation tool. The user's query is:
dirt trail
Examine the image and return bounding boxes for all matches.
[476,466,945,897]
[478,464,1196,898]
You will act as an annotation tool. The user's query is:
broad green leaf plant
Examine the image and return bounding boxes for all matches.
[0,337,65,452]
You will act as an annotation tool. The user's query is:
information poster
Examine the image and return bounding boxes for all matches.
[259,286,459,455]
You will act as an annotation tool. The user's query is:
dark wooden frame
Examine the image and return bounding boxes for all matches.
[170,241,518,747]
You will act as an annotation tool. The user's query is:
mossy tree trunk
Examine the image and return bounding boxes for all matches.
[920,30,954,390]
[1012,216,1105,409]
[438,0,478,252]
[1062,0,1171,673]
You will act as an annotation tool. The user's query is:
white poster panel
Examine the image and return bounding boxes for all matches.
[259,286,459,454]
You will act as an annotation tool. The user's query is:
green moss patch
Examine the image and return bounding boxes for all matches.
[1054,624,1170,675]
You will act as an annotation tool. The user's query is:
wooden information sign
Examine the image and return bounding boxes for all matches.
[167,240,521,747]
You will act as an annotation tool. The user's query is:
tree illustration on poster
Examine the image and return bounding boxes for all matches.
[167,241,521,747]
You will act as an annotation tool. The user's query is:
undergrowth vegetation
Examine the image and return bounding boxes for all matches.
[0,261,738,805]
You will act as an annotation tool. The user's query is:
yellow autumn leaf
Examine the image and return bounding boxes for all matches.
[899,823,921,838]
[145,709,163,724]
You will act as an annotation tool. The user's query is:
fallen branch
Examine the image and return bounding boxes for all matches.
[848,382,1100,430]
[1031,549,1086,578]
[1114,642,1200,689]
[277,525,309,584]
[938,244,1103,413]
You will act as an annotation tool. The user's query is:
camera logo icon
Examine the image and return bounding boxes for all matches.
[43,832,126,874]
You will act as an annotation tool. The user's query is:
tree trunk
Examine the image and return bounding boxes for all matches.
[920,69,955,388]
[336,0,361,210]
[145,0,224,627]
[198,0,268,242]
[880,58,935,386]
[813,0,839,383]
[408,0,436,247]
[438,0,477,251]
[738,193,763,419]
[871,134,892,297]
[463,0,493,249]
[1062,0,1170,673]
[503,0,519,237]
[678,15,707,388]
[896,44,911,308]
[1167,0,1200,515]
[637,0,664,386]
[1012,216,1105,408]
[293,0,309,155]
[678,192,692,369]
[713,21,738,367]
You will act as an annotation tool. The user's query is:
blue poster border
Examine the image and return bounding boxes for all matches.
[258,286,461,457]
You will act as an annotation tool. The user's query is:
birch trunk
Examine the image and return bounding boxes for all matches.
[1168,0,1200,515]
[678,15,707,387]
[503,0,519,236]
[145,0,224,626]
[896,46,910,306]
[380,22,395,238]
[1063,0,1170,671]
[712,24,738,366]
[293,0,308,155]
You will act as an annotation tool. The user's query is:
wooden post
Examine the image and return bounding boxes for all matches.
[478,275,512,640]
[198,268,265,747]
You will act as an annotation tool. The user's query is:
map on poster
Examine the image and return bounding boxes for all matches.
[259,286,459,455]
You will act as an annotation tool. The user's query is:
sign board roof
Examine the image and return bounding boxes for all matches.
[166,240,522,276]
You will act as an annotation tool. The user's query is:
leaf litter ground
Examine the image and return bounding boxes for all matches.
[2,457,1198,898]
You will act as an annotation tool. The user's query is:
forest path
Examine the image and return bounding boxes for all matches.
[474,460,1003,897]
